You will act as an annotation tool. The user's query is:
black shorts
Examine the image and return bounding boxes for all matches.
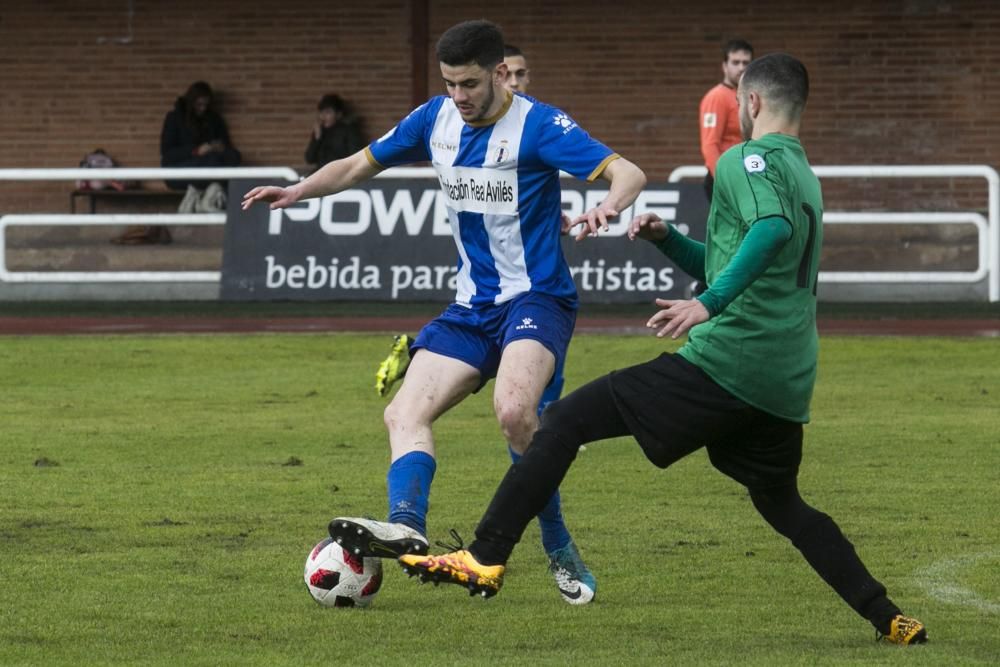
[607,352,802,490]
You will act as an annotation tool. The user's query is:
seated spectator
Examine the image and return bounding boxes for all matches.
[115,82,241,245]
[160,81,241,191]
[305,94,365,173]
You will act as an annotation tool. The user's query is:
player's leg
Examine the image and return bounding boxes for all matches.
[748,482,926,644]
[399,352,727,597]
[709,413,927,644]
[384,349,480,522]
[332,309,488,558]
[495,292,601,603]
[495,338,594,603]
[331,350,478,558]
[400,372,631,596]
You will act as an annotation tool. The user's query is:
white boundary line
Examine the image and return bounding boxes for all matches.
[913,550,1000,614]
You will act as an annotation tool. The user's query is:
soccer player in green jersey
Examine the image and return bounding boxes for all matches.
[400,53,927,645]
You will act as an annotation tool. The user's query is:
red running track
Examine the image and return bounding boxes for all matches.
[0,316,998,337]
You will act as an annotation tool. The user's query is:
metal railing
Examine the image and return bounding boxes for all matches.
[3,165,997,301]
[667,164,1000,302]
[0,167,299,284]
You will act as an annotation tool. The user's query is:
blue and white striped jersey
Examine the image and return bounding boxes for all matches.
[366,92,618,307]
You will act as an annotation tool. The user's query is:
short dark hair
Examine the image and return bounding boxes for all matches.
[723,39,753,61]
[436,20,505,68]
[504,43,523,58]
[741,53,809,118]
[317,93,346,113]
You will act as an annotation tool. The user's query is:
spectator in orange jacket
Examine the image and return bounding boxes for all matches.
[699,39,753,201]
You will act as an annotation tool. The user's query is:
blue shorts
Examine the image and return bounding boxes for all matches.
[413,292,577,391]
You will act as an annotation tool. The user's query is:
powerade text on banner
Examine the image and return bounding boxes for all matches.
[221,178,708,303]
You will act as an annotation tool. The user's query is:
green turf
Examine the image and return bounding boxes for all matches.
[1,333,998,665]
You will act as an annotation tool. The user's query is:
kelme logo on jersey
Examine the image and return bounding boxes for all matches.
[553,113,578,135]
[436,165,518,216]
[744,154,766,173]
[431,139,458,153]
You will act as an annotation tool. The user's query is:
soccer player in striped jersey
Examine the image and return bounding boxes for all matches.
[242,19,646,605]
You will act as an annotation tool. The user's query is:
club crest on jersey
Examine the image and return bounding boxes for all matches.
[744,154,766,173]
[703,112,717,128]
[493,140,509,164]
[553,113,577,134]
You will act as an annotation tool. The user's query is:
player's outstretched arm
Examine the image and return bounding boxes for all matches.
[571,157,646,241]
[241,149,381,211]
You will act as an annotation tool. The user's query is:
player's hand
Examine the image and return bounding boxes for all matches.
[646,298,709,339]
[560,211,575,236]
[628,213,668,242]
[571,204,618,241]
[241,185,299,210]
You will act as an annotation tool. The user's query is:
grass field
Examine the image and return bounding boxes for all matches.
[2,331,998,665]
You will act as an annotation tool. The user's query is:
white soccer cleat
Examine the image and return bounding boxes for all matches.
[548,540,596,605]
[327,517,428,559]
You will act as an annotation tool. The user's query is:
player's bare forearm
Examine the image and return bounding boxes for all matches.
[242,149,380,210]
[600,157,646,213]
[297,150,381,201]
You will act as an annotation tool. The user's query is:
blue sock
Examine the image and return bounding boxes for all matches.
[537,373,565,417]
[386,451,436,536]
[509,446,571,554]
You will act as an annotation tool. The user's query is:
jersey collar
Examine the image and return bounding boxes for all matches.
[466,90,513,128]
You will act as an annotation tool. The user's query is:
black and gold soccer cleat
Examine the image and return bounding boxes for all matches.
[399,549,505,598]
[879,614,928,645]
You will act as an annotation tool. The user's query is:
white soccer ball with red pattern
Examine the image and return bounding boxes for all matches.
[304,537,384,607]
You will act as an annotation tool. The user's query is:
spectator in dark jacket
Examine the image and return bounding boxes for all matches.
[305,94,365,173]
[160,81,241,190]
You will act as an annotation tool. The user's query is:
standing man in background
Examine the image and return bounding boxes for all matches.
[699,39,753,202]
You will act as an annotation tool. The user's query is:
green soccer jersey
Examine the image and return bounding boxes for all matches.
[678,133,823,423]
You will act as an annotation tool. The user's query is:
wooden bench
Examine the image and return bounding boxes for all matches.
[70,188,184,214]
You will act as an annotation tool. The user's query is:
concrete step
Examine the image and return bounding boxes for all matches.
[5,225,223,271]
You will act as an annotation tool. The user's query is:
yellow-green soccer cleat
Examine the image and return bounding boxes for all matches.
[399,550,505,598]
[375,334,412,397]
[880,614,928,645]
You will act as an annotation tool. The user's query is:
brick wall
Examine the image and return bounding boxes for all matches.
[2,0,998,213]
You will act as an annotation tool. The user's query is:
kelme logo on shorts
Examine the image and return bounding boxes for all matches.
[744,154,766,173]
[515,317,539,331]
